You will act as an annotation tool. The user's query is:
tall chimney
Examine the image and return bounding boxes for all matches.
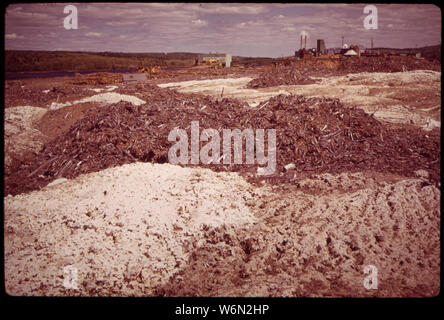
[301,35,303,50]
[304,35,307,49]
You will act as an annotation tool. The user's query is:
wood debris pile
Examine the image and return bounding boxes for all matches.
[246,56,440,88]
[4,83,440,195]
[71,72,123,85]
[246,67,319,88]
[338,56,441,73]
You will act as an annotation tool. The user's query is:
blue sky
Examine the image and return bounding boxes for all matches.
[4,3,442,57]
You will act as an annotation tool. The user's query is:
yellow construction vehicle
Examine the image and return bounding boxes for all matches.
[150,66,161,73]
[208,59,223,68]
[138,65,161,74]
[198,58,223,68]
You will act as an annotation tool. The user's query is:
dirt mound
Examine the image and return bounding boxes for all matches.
[4,82,91,108]
[4,83,440,196]
[36,102,100,141]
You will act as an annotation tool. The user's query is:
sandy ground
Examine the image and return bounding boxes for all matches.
[4,165,440,296]
[4,70,441,297]
[4,106,48,171]
[4,163,257,296]
[160,171,440,297]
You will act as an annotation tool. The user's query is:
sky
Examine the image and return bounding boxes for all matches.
[4,3,442,58]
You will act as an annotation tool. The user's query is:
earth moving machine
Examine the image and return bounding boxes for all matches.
[137,65,161,74]
[198,58,223,69]
[197,54,232,69]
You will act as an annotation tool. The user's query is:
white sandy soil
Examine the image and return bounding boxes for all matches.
[4,163,256,296]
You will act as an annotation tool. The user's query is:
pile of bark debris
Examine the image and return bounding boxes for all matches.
[4,82,91,108]
[4,83,440,196]
[338,56,441,73]
[246,56,440,88]
[71,72,123,85]
[143,66,259,84]
[240,95,440,182]
[246,67,318,88]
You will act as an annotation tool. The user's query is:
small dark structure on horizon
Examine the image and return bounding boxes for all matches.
[317,39,326,55]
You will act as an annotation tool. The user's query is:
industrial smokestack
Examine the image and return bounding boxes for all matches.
[300,30,309,49]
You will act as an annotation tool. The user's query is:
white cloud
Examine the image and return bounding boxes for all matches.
[85,32,102,37]
[4,3,441,57]
[7,6,23,13]
[282,25,297,32]
[193,4,268,15]
[105,21,137,26]
[5,33,24,39]
[191,19,208,26]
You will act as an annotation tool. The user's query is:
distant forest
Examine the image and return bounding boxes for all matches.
[5,45,439,73]
[4,50,274,72]
[373,45,441,61]
[4,51,203,72]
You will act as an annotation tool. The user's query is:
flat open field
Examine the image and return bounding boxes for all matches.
[4,56,441,297]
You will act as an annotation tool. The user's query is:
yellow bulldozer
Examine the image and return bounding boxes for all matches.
[138,65,161,74]
[198,58,223,68]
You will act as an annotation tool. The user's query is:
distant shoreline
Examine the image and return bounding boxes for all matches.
[4,69,137,80]
[5,67,184,80]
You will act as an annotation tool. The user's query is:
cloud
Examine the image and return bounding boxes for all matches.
[191,19,208,26]
[5,33,24,39]
[105,21,137,26]
[282,26,297,32]
[85,32,102,37]
[192,4,268,15]
[6,5,23,12]
[4,3,441,57]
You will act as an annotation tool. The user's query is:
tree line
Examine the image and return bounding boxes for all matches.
[4,51,200,72]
